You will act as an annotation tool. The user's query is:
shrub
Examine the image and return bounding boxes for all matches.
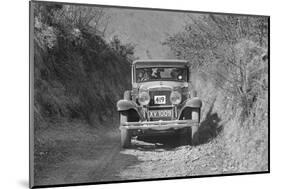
[33,3,134,127]
[164,14,268,171]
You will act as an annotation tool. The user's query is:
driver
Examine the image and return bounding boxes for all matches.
[171,68,183,80]
[137,69,149,82]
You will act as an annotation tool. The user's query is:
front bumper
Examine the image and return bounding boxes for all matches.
[119,120,198,131]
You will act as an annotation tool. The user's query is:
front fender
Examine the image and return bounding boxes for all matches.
[117,100,145,121]
[184,97,202,108]
[117,99,138,112]
[178,97,202,119]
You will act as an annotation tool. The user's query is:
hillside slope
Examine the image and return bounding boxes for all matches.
[164,14,269,172]
[33,4,132,128]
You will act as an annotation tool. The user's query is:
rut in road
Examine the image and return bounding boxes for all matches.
[96,133,225,181]
[36,129,140,185]
[35,127,224,186]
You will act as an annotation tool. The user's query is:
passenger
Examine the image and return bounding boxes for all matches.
[151,68,161,79]
[142,71,150,81]
[137,71,144,82]
[170,69,178,80]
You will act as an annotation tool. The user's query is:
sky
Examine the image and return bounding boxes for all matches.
[102,7,190,59]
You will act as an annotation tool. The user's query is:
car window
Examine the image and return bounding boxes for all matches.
[136,67,188,82]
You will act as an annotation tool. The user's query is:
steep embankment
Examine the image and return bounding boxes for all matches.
[34,4,132,128]
[192,73,268,173]
[164,14,269,172]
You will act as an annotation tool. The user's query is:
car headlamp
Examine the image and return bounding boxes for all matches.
[138,91,150,105]
[170,91,182,105]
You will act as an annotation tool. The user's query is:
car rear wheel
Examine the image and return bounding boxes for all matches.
[120,111,131,148]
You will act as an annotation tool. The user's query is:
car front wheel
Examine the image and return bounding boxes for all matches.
[120,112,131,148]
[191,109,200,145]
[120,128,131,148]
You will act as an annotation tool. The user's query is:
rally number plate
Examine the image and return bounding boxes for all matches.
[154,95,166,104]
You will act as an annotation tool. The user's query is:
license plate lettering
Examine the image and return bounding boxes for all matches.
[149,110,172,117]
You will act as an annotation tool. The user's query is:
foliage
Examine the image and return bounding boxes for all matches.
[109,35,135,60]
[164,14,268,172]
[33,3,134,127]
[164,14,268,119]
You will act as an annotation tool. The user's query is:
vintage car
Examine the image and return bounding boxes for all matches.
[117,60,202,148]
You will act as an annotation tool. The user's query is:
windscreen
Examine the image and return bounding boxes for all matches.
[136,67,188,83]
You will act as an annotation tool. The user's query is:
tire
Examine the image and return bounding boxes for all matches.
[191,126,199,145]
[121,129,131,148]
[120,112,131,148]
[120,111,128,124]
[120,90,134,148]
[124,90,131,100]
[191,108,200,145]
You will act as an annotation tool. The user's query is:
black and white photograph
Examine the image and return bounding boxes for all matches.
[29,1,269,188]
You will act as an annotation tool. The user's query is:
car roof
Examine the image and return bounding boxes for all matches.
[133,59,189,68]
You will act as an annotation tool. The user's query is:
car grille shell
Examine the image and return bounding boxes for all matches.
[148,89,172,106]
[147,88,173,121]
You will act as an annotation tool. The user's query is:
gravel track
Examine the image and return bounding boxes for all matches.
[35,126,224,186]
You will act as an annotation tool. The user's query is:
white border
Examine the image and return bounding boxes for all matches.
[0,0,278,189]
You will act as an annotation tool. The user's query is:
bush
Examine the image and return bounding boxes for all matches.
[164,14,268,171]
[33,3,134,127]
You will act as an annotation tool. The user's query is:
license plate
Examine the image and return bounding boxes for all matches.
[149,110,172,117]
[154,95,166,104]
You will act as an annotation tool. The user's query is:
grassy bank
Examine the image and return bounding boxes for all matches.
[165,14,269,172]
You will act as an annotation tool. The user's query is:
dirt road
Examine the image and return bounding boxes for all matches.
[35,120,227,186]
